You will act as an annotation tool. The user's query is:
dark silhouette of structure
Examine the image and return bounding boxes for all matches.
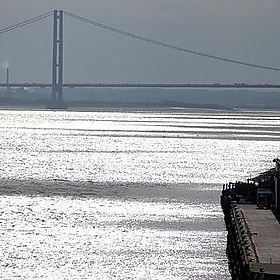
[0,10,280,108]
[5,67,11,96]
[48,10,66,109]
[221,160,280,279]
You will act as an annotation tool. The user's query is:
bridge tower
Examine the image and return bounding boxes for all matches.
[49,10,66,109]
[5,67,11,96]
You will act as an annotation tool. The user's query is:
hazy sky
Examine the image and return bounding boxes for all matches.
[0,0,279,84]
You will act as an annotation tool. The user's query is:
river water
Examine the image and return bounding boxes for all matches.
[0,108,280,279]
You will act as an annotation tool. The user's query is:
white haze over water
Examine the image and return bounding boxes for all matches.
[1,61,9,69]
[0,108,280,279]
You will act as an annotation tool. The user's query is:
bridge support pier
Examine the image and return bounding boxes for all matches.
[48,10,66,109]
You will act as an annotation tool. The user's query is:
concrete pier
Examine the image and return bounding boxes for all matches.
[242,204,280,275]
[221,159,280,279]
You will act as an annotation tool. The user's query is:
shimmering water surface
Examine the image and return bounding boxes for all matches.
[1,108,280,279]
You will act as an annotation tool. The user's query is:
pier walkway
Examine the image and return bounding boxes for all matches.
[241,204,280,275]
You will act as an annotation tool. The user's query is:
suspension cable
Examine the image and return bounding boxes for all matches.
[64,10,280,72]
[0,11,53,36]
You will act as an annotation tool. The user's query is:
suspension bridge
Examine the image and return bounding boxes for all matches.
[1,10,280,108]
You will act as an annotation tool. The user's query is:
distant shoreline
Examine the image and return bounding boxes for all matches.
[1,87,280,110]
[0,98,233,111]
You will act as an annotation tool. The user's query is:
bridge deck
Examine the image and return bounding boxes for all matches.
[0,83,280,89]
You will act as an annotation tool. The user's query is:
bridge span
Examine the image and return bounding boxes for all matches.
[1,9,280,108]
[1,83,280,89]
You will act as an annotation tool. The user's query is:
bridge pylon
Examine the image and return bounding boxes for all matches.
[5,68,12,96]
[48,10,66,109]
